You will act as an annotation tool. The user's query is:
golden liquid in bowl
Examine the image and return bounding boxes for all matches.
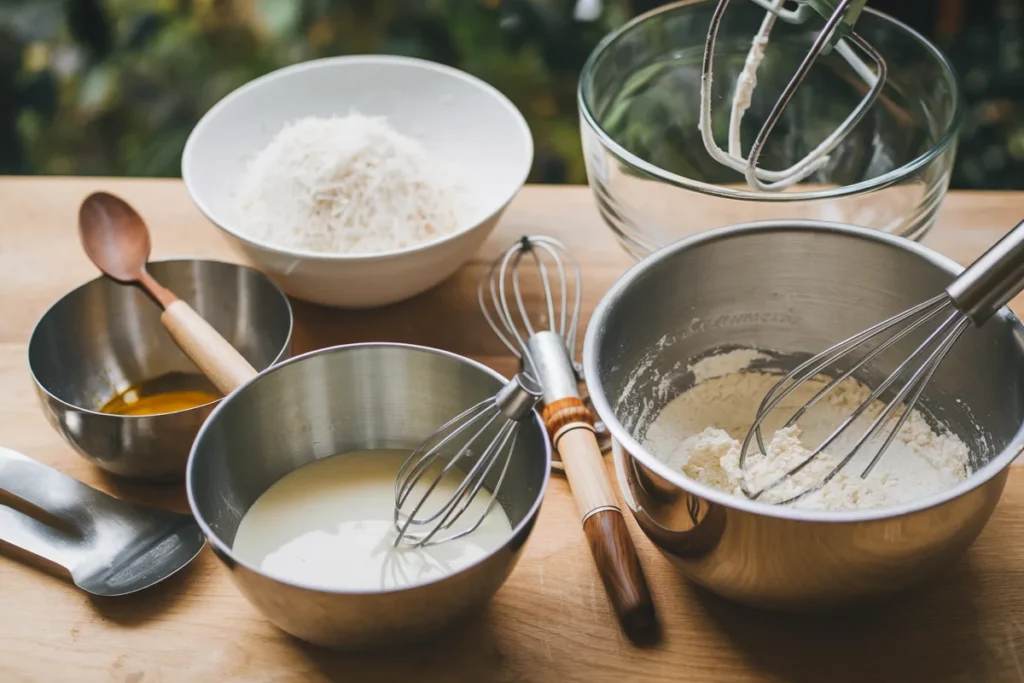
[100,372,221,416]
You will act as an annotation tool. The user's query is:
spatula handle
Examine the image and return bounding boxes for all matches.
[0,506,78,573]
[161,299,259,395]
[543,399,659,645]
[0,448,88,572]
[0,447,99,521]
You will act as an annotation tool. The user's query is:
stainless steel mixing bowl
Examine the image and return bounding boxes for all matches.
[583,221,1024,611]
[186,343,551,650]
[28,259,293,481]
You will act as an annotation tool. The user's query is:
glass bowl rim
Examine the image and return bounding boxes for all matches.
[577,1,964,202]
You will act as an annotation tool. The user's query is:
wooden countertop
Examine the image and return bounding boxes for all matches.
[1,178,1024,683]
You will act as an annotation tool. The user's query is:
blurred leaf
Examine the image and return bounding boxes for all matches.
[126,12,166,49]
[20,70,58,118]
[254,0,301,38]
[0,0,63,42]
[0,0,1007,190]
[77,64,118,113]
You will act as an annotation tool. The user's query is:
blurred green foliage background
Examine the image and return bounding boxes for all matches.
[1,0,1022,187]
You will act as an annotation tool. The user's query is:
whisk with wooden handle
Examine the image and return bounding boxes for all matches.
[480,236,658,645]
[741,219,1024,503]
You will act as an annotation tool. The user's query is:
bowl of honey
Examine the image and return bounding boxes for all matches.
[28,259,293,480]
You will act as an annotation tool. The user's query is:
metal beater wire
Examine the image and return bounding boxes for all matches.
[394,399,505,547]
[738,299,966,503]
[700,0,885,191]
[737,218,1024,503]
[415,422,516,547]
[748,295,953,454]
[479,236,583,378]
[393,369,542,548]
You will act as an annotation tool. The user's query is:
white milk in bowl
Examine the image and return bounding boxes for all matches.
[232,449,513,591]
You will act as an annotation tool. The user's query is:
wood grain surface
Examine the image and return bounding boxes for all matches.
[2,177,1024,683]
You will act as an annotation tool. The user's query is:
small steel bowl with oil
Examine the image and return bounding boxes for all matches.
[28,259,293,481]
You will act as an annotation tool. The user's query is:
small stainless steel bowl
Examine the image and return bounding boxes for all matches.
[583,221,1024,611]
[186,343,551,650]
[28,259,293,481]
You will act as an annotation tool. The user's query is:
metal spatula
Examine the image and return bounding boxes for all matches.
[0,447,205,596]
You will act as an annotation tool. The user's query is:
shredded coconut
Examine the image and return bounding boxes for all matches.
[643,351,969,510]
[232,113,473,255]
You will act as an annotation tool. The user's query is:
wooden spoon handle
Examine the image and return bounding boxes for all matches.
[160,300,259,394]
[543,399,659,645]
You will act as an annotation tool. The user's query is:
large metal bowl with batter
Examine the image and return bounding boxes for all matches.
[583,221,1024,610]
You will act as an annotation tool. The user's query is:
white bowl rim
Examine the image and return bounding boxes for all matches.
[185,341,553,596]
[583,219,1024,524]
[577,4,963,202]
[182,54,534,262]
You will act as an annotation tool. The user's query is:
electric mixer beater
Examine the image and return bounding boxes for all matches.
[700,0,886,191]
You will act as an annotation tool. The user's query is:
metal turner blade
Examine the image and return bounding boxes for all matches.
[0,447,205,596]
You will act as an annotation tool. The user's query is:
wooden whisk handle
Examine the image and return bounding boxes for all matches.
[542,398,659,645]
[160,300,259,395]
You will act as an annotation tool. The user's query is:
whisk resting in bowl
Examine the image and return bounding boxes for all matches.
[700,0,886,191]
[393,372,541,548]
[741,219,1024,503]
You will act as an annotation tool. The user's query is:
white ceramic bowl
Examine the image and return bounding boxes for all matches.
[182,55,533,308]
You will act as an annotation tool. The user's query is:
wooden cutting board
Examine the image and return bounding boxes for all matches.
[1,178,1023,683]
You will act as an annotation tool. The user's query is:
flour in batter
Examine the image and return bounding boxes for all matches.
[642,350,969,510]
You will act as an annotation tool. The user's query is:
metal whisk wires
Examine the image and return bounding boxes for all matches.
[738,294,966,503]
[700,0,886,191]
[393,373,541,548]
[740,219,1024,503]
[478,235,582,381]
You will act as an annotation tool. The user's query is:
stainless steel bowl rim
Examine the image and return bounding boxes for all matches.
[577,2,963,202]
[182,54,534,262]
[27,257,294,419]
[185,341,553,596]
[582,219,1024,523]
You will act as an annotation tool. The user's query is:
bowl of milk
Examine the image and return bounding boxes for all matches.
[186,343,550,650]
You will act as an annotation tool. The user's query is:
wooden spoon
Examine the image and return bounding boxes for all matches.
[78,192,258,394]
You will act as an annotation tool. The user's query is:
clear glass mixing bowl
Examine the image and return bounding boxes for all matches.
[578,1,962,258]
